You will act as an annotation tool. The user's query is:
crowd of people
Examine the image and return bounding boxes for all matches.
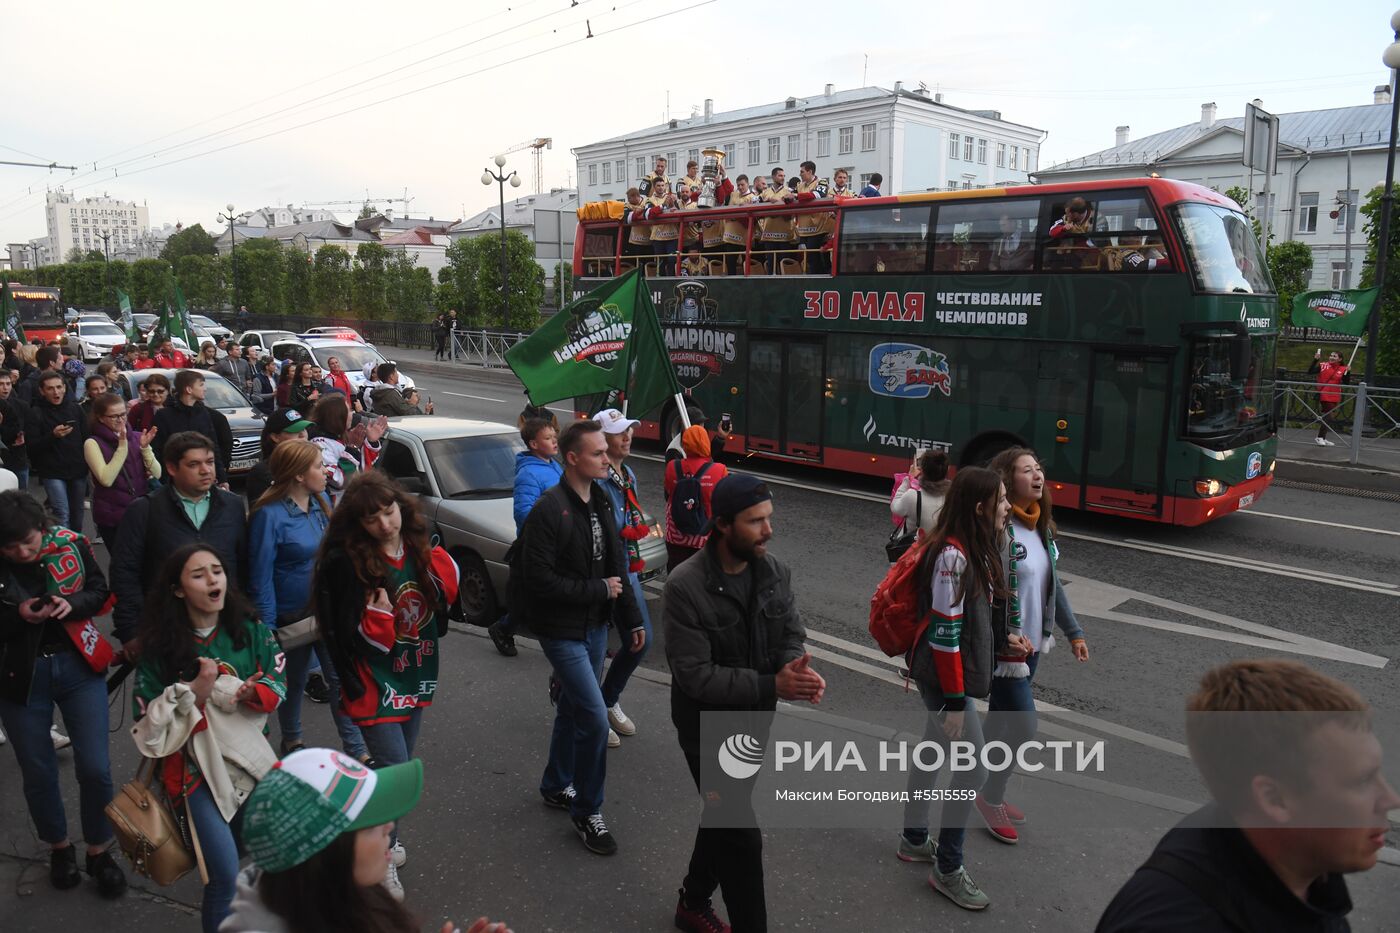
[0,323,1395,933]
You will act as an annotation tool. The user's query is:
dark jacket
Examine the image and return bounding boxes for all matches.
[0,393,30,471]
[1096,804,1352,932]
[153,399,233,484]
[109,484,248,643]
[0,536,109,703]
[517,482,642,642]
[250,372,277,416]
[16,366,50,404]
[24,393,87,480]
[662,536,805,753]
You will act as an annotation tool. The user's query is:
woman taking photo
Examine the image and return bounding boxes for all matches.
[978,447,1088,844]
[898,466,1013,913]
[84,393,161,546]
[891,448,951,538]
[314,471,458,902]
[131,544,287,933]
[288,362,322,410]
[0,491,126,899]
[309,395,385,501]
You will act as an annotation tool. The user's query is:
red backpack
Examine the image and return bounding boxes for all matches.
[869,536,963,658]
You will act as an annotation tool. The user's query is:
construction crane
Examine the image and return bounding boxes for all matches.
[496,138,552,194]
[302,188,415,215]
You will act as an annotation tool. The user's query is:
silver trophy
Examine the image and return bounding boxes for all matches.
[697,147,726,207]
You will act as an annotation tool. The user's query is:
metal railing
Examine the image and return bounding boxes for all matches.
[1273,379,1400,465]
[448,330,529,368]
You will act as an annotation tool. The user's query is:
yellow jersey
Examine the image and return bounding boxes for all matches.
[795,177,832,237]
[758,185,795,243]
[722,190,759,245]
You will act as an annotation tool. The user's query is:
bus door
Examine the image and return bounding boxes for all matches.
[1083,350,1171,516]
[745,336,825,460]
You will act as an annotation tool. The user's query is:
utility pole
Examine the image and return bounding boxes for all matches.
[481,157,522,330]
[95,230,113,308]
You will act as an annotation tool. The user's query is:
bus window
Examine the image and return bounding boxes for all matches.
[838,205,931,274]
[581,227,619,276]
[932,198,1039,273]
[1042,193,1164,272]
[1185,334,1274,449]
[1174,203,1272,294]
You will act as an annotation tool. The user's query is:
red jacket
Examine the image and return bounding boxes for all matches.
[327,370,354,403]
[1314,360,1348,406]
[663,455,729,548]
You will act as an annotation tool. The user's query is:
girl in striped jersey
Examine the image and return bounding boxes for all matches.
[897,466,1018,912]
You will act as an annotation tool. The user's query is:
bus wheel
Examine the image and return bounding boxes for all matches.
[959,433,1024,468]
[453,549,499,627]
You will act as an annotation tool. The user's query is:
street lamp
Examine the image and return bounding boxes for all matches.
[481,155,522,330]
[1367,12,1400,389]
[217,202,238,313]
[94,229,113,309]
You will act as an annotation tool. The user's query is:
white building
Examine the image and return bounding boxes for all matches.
[380,227,453,280]
[237,205,337,228]
[572,84,1045,204]
[1035,88,1393,290]
[449,188,579,289]
[45,189,151,263]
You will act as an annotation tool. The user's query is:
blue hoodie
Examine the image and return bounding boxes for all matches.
[514,449,563,533]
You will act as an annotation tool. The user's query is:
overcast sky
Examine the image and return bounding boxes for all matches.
[0,0,1393,251]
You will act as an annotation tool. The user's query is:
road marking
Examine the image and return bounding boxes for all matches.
[441,391,506,403]
[1234,510,1400,538]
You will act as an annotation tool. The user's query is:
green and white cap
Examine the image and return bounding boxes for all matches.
[242,748,423,873]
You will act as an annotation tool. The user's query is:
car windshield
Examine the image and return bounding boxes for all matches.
[1174,203,1272,294]
[83,323,123,337]
[425,434,525,498]
[317,343,383,374]
[1185,334,1274,449]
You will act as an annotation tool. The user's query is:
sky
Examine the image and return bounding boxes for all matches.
[0,0,1394,253]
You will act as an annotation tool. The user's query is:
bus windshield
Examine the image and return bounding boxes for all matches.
[1185,334,1274,449]
[1175,203,1272,294]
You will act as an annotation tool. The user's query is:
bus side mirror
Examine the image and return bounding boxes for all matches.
[1230,334,1251,381]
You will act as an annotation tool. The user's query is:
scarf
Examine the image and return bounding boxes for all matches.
[38,527,115,673]
[1011,501,1040,528]
[994,521,1031,679]
[609,463,649,573]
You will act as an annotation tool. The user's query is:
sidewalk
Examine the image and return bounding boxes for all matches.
[5,625,1397,931]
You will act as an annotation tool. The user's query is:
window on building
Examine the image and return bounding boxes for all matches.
[817,130,831,158]
[763,137,778,162]
[688,149,699,168]
[1331,261,1351,289]
[1023,148,1034,172]
[748,139,760,164]
[588,164,598,185]
[839,126,853,155]
[859,173,874,188]
[963,136,973,161]
[947,180,959,190]
[996,143,1007,168]
[837,204,932,274]
[861,123,877,151]
[601,162,611,184]
[615,160,625,183]
[1335,189,1359,233]
[635,156,645,179]
[1009,147,1019,170]
[724,143,736,165]
[788,134,801,160]
[962,181,973,190]
[1297,192,1318,233]
[949,133,961,159]
[976,139,987,164]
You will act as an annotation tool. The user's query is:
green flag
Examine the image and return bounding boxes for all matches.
[505,268,681,415]
[0,282,25,343]
[1291,287,1378,337]
[115,288,140,344]
[152,277,195,348]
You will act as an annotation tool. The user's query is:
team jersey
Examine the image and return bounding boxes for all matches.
[679,201,702,247]
[638,171,667,198]
[345,550,445,726]
[795,177,832,236]
[758,186,795,243]
[627,198,663,246]
[723,190,760,245]
[678,173,702,195]
[650,204,681,242]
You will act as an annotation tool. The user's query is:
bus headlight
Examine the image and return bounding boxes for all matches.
[1194,478,1228,498]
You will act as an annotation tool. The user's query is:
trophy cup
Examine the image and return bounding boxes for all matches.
[697,147,727,207]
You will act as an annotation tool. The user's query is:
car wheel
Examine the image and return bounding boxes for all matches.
[452,549,499,627]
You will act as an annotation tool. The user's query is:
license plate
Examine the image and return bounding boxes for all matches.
[1237,494,1254,510]
[232,459,257,471]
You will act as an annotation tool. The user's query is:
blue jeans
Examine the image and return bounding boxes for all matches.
[279,639,368,758]
[361,707,423,846]
[981,652,1040,806]
[12,467,29,490]
[186,783,240,933]
[539,624,609,819]
[901,682,988,875]
[601,573,652,709]
[0,650,115,846]
[41,476,88,533]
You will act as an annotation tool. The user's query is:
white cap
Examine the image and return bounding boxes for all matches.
[593,408,640,434]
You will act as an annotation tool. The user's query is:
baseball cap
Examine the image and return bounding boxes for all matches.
[267,407,313,434]
[593,408,640,434]
[709,474,772,524]
[242,748,424,873]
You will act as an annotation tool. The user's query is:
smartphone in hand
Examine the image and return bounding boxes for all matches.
[720,412,733,432]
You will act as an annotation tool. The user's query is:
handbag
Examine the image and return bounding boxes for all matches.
[275,614,320,650]
[104,758,196,886]
[885,491,922,563]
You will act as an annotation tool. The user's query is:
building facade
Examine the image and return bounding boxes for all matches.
[1035,89,1392,291]
[572,84,1045,204]
[44,190,151,263]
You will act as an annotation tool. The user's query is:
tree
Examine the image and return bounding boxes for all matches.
[129,259,171,309]
[438,237,480,322]
[160,223,219,265]
[282,249,313,315]
[233,239,285,314]
[439,232,543,329]
[310,245,352,315]
[1265,240,1313,324]
[358,203,376,220]
[352,242,389,318]
[552,260,573,309]
[64,246,86,263]
[385,251,432,320]
[1360,184,1400,376]
[175,253,226,310]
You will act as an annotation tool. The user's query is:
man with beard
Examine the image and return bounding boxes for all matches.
[663,474,825,932]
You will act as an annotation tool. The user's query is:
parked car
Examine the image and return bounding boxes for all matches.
[71,319,129,362]
[302,326,365,342]
[238,329,297,352]
[376,417,666,626]
[270,337,415,395]
[190,314,233,342]
[132,313,159,334]
[114,369,266,475]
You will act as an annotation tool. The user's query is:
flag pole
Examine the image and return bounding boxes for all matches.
[1347,337,1363,369]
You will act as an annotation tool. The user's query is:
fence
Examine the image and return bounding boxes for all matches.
[448,330,529,368]
[1273,378,1400,465]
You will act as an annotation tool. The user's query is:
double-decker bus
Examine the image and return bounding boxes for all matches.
[3,284,64,342]
[571,178,1276,526]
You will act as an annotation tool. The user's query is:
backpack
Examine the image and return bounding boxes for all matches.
[868,537,963,658]
[668,459,714,537]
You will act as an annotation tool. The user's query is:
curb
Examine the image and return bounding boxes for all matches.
[1275,458,1400,497]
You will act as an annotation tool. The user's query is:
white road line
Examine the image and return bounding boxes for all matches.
[1234,510,1400,538]
[441,391,506,403]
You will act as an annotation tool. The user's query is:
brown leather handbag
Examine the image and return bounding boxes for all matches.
[105,758,195,885]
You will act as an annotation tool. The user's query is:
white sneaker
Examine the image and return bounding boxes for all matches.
[51,726,71,750]
[382,861,404,901]
[1322,437,1336,447]
[608,703,636,736]
[607,728,621,749]
[390,841,406,868]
